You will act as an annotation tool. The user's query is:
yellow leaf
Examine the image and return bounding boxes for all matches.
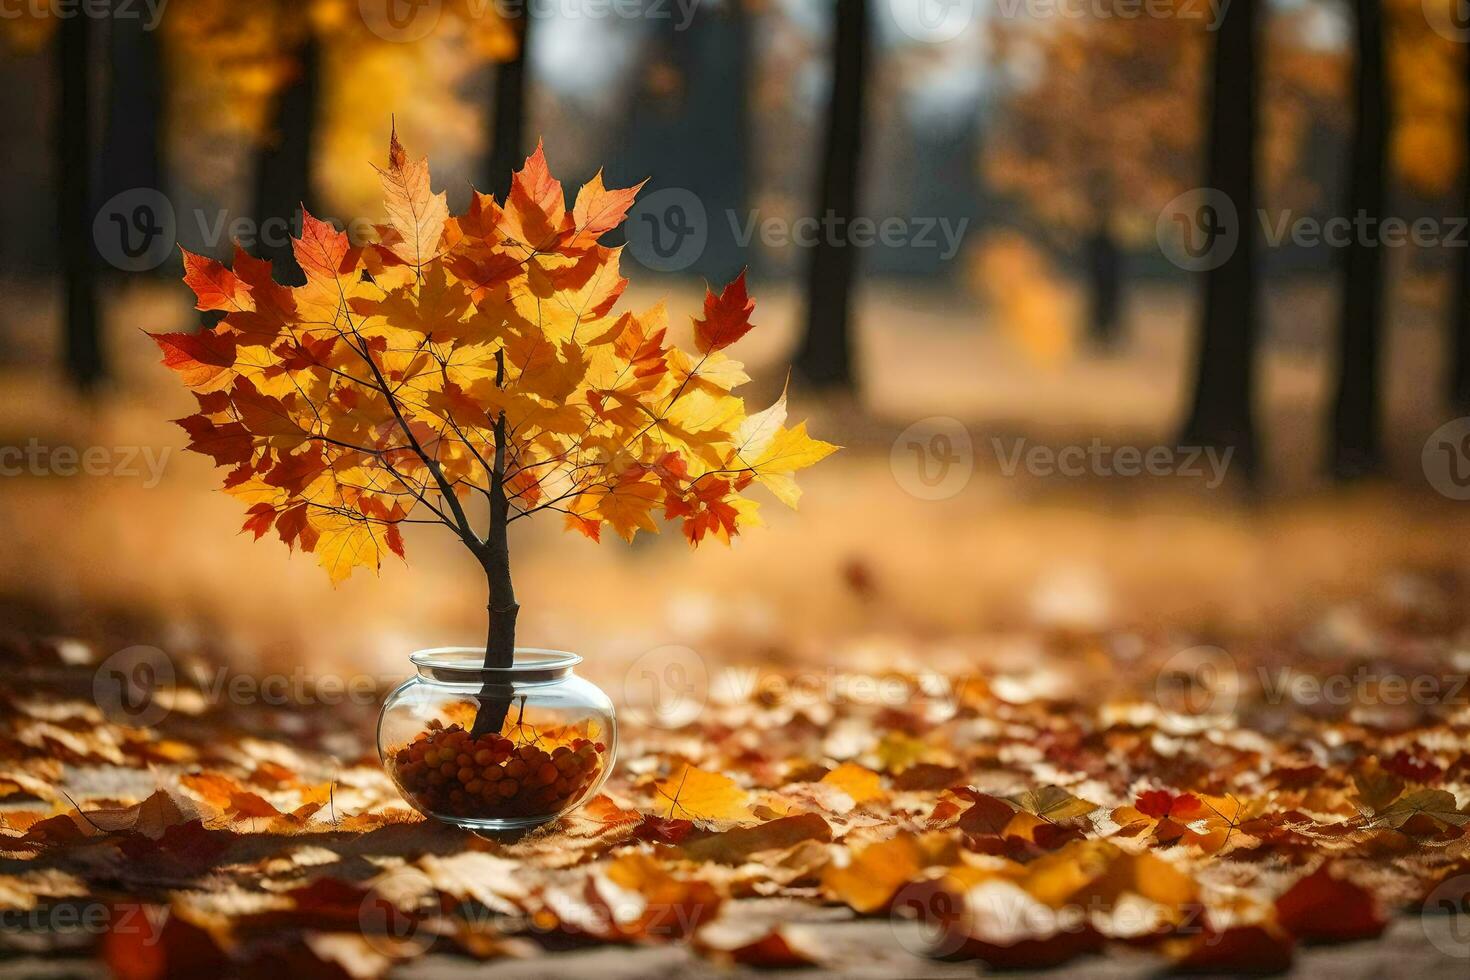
[309,511,401,585]
[592,476,662,543]
[747,423,839,508]
[822,834,957,914]
[375,127,449,268]
[820,763,886,804]
[654,765,753,822]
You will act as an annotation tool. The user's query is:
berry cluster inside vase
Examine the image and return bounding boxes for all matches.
[388,719,607,829]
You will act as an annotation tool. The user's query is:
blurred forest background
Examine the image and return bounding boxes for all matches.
[2,0,1470,692]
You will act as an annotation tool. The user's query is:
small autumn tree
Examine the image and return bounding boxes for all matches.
[153,132,835,731]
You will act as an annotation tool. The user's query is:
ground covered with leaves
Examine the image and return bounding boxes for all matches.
[2,576,1469,978]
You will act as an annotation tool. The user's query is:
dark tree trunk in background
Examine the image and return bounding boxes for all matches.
[1451,34,1470,414]
[252,34,319,285]
[57,12,104,390]
[486,15,531,201]
[1330,0,1388,479]
[1085,221,1122,348]
[1179,0,1260,479]
[795,0,868,391]
[609,5,751,282]
[99,5,164,227]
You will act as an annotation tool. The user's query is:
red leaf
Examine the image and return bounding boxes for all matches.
[181,249,250,312]
[958,794,1016,836]
[385,523,406,560]
[264,447,329,496]
[275,503,318,552]
[150,330,237,391]
[175,415,253,467]
[292,208,353,281]
[103,908,227,980]
[1136,789,1202,821]
[1384,750,1442,784]
[1275,864,1386,942]
[1173,925,1295,973]
[635,814,694,845]
[242,503,275,540]
[692,269,755,353]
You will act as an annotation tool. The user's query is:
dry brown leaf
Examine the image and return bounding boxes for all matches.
[682,813,833,865]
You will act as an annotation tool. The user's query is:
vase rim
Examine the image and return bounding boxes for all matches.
[409,647,582,680]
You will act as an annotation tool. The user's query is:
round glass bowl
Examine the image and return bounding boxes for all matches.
[378,648,616,832]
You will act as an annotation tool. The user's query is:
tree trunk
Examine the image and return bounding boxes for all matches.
[1085,221,1122,348]
[1330,0,1388,479]
[99,3,164,234]
[471,355,519,738]
[57,10,103,390]
[794,0,869,391]
[252,34,319,284]
[1446,145,1470,411]
[1178,0,1260,479]
[486,15,531,201]
[469,516,518,738]
[1451,27,1470,413]
[481,433,519,674]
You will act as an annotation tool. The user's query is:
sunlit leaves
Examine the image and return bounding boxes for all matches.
[374,127,449,269]
[654,765,754,823]
[157,134,833,581]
